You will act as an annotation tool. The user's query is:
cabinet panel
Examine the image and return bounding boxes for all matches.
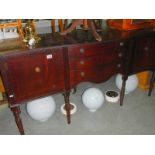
[3,48,65,104]
[68,41,124,58]
[70,62,123,87]
[69,53,123,70]
[132,37,155,73]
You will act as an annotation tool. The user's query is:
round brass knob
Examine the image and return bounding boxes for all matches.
[117,63,121,68]
[144,46,149,51]
[120,42,124,46]
[35,67,41,73]
[80,72,85,77]
[80,60,84,65]
[118,53,123,57]
[80,48,85,53]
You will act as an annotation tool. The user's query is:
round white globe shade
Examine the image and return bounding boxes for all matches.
[82,88,104,112]
[27,96,56,122]
[115,74,138,94]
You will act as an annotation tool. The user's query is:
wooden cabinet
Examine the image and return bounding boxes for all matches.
[0,29,155,134]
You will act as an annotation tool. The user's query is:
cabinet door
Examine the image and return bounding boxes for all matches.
[2,47,64,104]
[132,37,155,73]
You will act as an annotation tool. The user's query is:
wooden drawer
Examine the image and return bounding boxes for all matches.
[69,53,123,70]
[70,61,123,87]
[1,47,65,104]
[68,41,125,58]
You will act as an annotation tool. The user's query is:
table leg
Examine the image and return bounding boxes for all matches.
[148,71,155,96]
[63,92,71,124]
[10,106,25,135]
[120,75,128,106]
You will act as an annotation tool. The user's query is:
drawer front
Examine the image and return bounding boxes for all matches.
[132,38,155,73]
[68,41,125,58]
[69,52,123,70]
[3,48,64,104]
[70,61,123,87]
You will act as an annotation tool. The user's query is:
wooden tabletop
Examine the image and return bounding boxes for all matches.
[0,28,155,55]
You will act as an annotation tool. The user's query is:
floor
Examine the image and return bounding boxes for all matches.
[0,76,155,135]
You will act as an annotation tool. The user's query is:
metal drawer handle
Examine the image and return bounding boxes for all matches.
[144,46,149,51]
[35,67,41,73]
[80,60,85,65]
[80,48,85,53]
[117,63,121,68]
[80,72,85,77]
[118,53,123,57]
[120,42,124,46]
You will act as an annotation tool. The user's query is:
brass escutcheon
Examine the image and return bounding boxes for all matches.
[35,67,41,73]
[80,48,85,53]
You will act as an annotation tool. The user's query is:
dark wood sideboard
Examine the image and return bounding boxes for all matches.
[0,28,155,134]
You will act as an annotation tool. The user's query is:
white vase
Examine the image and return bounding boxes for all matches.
[115,74,138,94]
[82,87,104,112]
[27,96,56,122]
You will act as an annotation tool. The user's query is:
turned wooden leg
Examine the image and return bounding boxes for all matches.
[120,76,128,106]
[148,71,155,96]
[63,92,71,124]
[10,106,25,135]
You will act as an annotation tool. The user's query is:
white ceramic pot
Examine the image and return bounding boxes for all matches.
[115,74,138,94]
[27,96,56,122]
[82,87,104,112]
[105,90,120,103]
[61,103,77,115]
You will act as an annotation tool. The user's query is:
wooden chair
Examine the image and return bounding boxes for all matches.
[59,19,102,41]
[51,19,68,33]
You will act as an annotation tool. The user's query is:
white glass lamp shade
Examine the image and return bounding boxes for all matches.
[82,87,104,112]
[27,96,56,122]
[115,74,138,94]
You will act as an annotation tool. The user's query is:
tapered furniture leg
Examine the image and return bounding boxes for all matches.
[10,106,25,135]
[148,71,155,96]
[63,92,71,124]
[120,76,128,106]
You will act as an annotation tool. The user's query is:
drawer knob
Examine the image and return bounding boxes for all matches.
[9,94,14,98]
[80,48,85,53]
[80,60,85,65]
[144,46,149,51]
[80,72,85,77]
[118,53,123,57]
[117,63,121,68]
[35,67,41,73]
[120,42,124,46]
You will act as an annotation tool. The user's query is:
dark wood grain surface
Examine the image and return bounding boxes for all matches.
[0,28,155,134]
